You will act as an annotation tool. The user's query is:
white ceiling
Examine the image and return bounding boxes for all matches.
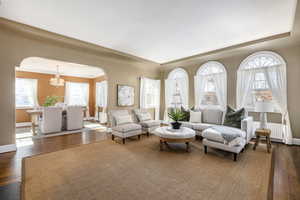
[0,0,297,63]
[17,57,105,78]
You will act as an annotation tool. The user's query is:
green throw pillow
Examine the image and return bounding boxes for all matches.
[180,106,190,121]
[223,105,245,129]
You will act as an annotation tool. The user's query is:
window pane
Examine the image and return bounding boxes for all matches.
[66,82,89,106]
[16,78,37,108]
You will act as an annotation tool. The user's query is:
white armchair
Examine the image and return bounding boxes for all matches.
[39,107,63,134]
[66,106,84,130]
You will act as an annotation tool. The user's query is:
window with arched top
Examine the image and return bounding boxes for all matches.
[164,68,189,119]
[195,61,227,109]
[237,51,292,144]
[237,51,286,111]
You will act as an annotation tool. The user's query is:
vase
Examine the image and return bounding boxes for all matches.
[171,121,182,129]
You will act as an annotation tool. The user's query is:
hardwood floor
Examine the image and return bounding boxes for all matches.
[0,131,299,200]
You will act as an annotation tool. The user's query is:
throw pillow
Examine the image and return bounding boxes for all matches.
[115,115,133,125]
[223,105,245,128]
[189,111,202,123]
[137,112,152,122]
[180,106,190,121]
[202,109,224,125]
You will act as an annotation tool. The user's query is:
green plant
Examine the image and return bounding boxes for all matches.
[168,108,186,122]
[43,96,60,107]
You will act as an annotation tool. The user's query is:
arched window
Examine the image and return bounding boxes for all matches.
[164,68,189,119]
[237,51,285,111]
[237,51,292,144]
[195,61,227,109]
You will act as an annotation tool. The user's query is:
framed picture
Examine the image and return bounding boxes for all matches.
[117,84,134,106]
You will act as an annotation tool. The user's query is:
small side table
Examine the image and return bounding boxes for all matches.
[253,128,272,153]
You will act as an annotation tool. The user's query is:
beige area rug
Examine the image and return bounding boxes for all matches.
[22,136,272,200]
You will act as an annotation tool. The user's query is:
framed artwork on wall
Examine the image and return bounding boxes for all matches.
[117,84,134,106]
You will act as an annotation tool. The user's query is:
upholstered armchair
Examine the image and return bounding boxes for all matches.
[133,109,161,136]
[39,107,63,134]
[109,110,142,144]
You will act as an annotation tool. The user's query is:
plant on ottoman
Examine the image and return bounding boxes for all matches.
[168,109,186,129]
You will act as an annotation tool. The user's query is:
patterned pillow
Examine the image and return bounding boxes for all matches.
[223,105,245,129]
[115,115,133,125]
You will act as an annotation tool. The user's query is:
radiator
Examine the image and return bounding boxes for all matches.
[253,121,284,142]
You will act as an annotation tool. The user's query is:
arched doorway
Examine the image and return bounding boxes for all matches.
[15,57,108,146]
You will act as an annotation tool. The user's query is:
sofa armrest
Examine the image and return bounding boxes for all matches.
[241,116,254,143]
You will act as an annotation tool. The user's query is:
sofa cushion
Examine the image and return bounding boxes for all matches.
[192,123,213,131]
[140,120,160,128]
[112,123,141,132]
[202,109,223,125]
[202,126,246,143]
[223,106,245,129]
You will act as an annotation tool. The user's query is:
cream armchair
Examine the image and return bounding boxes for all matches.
[133,109,161,136]
[109,110,142,144]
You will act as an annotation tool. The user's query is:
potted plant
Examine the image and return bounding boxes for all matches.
[43,96,61,107]
[168,109,186,129]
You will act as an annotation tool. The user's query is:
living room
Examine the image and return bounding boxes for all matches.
[0,1,299,200]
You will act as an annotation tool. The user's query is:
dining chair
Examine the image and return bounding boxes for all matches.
[66,106,84,130]
[39,107,63,134]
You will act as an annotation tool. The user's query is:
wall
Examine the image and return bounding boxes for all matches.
[0,18,161,146]
[161,45,300,138]
[15,71,107,122]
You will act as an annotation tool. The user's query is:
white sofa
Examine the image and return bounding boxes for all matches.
[109,110,142,144]
[181,108,253,161]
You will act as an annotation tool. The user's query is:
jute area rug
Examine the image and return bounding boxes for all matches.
[22,136,272,200]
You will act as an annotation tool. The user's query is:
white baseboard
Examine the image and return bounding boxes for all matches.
[0,144,17,153]
[16,122,32,127]
[292,138,300,145]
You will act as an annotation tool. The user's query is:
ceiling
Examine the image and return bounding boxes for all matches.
[0,0,297,63]
[17,57,105,78]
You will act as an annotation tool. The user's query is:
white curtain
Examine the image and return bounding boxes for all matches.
[176,78,189,109]
[65,82,89,106]
[263,65,292,144]
[15,78,39,108]
[236,69,256,109]
[96,81,108,123]
[164,79,175,121]
[194,75,207,109]
[211,73,227,110]
[140,77,161,120]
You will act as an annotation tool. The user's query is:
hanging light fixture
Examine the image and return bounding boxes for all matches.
[50,65,65,87]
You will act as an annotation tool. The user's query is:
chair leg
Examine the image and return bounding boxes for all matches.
[122,138,126,144]
[233,153,238,161]
[112,135,115,141]
[138,135,141,140]
[147,132,149,137]
[204,146,207,154]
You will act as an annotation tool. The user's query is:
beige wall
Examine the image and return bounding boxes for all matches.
[0,19,161,146]
[161,45,300,138]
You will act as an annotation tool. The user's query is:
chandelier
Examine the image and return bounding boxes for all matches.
[50,65,64,87]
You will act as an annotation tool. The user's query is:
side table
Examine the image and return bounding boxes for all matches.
[253,128,272,153]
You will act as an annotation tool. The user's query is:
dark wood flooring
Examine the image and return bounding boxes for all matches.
[0,131,299,200]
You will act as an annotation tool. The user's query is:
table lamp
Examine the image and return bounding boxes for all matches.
[255,101,273,129]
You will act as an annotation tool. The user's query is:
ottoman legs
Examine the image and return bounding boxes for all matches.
[233,153,238,162]
[204,146,208,154]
